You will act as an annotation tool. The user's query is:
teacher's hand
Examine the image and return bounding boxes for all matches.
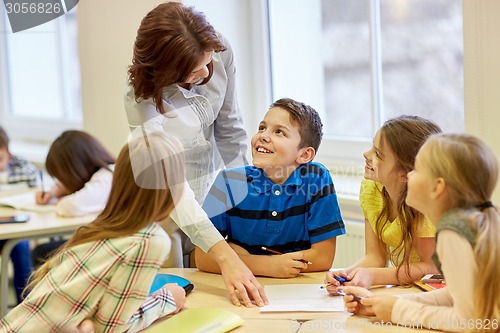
[210,241,268,307]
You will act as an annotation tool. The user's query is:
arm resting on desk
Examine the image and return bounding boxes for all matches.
[196,239,335,278]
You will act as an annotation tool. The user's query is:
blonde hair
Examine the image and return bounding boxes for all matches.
[25,131,185,292]
[421,133,499,332]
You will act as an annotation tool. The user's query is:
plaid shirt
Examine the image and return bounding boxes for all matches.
[7,155,38,187]
[0,223,176,333]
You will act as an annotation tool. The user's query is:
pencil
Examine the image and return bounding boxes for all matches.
[260,246,312,265]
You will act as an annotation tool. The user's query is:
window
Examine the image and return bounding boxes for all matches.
[268,0,464,166]
[0,9,81,146]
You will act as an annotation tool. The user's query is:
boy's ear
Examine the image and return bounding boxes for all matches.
[296,147,315,164]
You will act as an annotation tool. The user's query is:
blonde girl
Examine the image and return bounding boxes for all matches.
[341,133,499,333]
[0,131,187,332]
[326,116,442,290]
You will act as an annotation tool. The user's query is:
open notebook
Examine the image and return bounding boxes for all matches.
[144,308,243,333]
[0,192,55,213]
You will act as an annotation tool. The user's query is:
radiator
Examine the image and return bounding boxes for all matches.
[332,219,365,269]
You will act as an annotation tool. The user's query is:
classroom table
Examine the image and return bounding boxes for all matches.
[149,268,436,333]
[0,206,96,317]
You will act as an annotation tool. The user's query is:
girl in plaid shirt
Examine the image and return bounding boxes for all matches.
[1,131,187,332]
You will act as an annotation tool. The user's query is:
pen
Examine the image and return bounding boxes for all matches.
[261,246,313,265]
[336,289,365,301]
[319,276,348,289]
[39,170,45,198]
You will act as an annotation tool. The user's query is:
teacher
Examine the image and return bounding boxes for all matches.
[124,2,265,307]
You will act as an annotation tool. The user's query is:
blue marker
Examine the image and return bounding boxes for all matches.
[335,276,348,283]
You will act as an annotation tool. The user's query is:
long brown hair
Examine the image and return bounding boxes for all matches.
[375,115,442,284]
[26,131,185,290]
[128,2,225,114]
[422,134,499,332]
[45,130,115,194]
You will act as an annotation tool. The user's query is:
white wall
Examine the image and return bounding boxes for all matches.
[183,0,271,144]
[463,0,500,203]
[78,0,500,205]
[77,0,180,155]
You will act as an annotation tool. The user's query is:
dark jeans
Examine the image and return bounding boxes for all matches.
[0,240,33,304]
[31,239,67,269]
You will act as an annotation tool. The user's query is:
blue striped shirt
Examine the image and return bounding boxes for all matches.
[202,162,345,254]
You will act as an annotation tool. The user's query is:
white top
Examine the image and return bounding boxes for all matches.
[392,230,475,332]
[124,34,248,253]
[56,165,114,217]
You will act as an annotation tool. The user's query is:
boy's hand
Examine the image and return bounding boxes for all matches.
[163,283,186,313]
[267,252,308,278]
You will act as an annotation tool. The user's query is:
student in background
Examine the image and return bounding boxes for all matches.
[0,126,36,304]
[126,2,266,307]
[195,98,345,278]
[0,131,187,332]
[326,116,442,292]
[340,134,500,333]
[32,130,115,267]
[0,126,37,187]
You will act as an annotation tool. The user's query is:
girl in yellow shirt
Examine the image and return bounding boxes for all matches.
[326,115,441,290]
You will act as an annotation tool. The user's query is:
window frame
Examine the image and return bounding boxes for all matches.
[0,10,82,146]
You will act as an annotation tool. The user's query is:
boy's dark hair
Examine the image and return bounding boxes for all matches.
[0,127,10,150]
[270,98,323,152]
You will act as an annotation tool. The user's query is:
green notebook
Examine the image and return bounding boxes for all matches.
[145,307,244,333]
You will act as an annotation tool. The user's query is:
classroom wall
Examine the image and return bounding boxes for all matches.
[77,0,181,156]
[78,0,500,204]
[463,0,500,203]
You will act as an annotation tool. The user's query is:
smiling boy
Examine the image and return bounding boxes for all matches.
[194,98,345,278]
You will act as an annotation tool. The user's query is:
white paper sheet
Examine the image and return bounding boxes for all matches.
[0,192,55,213]
[260,284,345,312]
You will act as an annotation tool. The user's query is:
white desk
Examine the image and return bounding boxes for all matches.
[150,268,436,333]
[0,207,96,317]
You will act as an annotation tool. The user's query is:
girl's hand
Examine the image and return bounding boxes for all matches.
[343,267,375,288]
[164,283,186,313]
[324,270,350,296]
[61,319,94,333]
[338,286,374,316]
[36,183,68,204]
[360,295,397,323]
[35,190,55,204]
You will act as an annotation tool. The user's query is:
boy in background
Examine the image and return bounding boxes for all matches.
[0,126,36,304]
[0,126,37,187]
[195,98,345,278]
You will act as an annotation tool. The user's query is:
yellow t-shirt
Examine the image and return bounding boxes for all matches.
[359,179,435,264]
